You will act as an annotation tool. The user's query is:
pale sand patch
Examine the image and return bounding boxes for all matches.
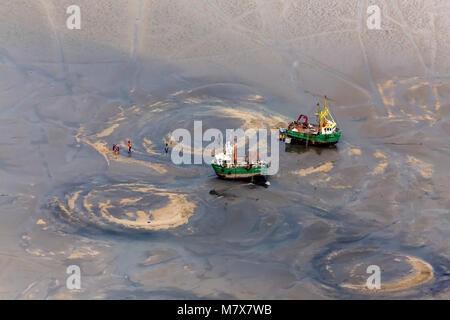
[97,192,195,231]
[149,100,172,109]
[142,137,158,155]
[149,101,162,107]
[141,252,174,266]
[67,252,84,259]
[376,80,438,125]
[407,156,433,178]
[54,292,75,300]
[184,265,195,274]
[83,191,93,213]
[171,90,184,96]
[371,162,388,175]
[134,210,149,223]
[108,106,125,122]
[292,162,334,177]
[68,247,100,259]
[53,196,85,226]
[55,201,72,218]
[130,105,140,113]
[350,148,361,156]
[26,248,46,257]
[20,282,37,298]
[120,197,142,205]
[68,191,82,210]
[112,154,167,174]
[341,256,434,292]
[36,219,46,225]
[96,123,120,138]
[374,150,387,159]
[75,125,85,143]
[183,97,203,104]
[377,82,395,118]
[129,186,156,193]
[58,184,195,231]
[331,185,352,189]
[408,82,429,91]
[247,94,264,102]
[81,139,110,166]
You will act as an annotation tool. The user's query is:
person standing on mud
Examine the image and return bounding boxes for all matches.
[128,140,132,154]
[164,143,169,154]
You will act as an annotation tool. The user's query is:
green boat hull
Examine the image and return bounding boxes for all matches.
[211,163,268,179]
[286,129,341,145]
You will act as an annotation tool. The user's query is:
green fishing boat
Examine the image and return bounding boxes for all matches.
[286,96,341,145]
[211,141,268,179]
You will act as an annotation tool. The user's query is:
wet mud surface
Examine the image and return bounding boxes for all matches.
[0,1,449,299]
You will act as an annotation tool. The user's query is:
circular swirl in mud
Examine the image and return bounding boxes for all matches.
[51,183,196,232]
[75,85,289,176]
[314,248,434,293]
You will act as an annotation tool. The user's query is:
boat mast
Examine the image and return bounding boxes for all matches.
[317,102,322,133]
[323,95,336,127]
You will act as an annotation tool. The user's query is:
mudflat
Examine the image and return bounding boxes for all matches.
[0,1,448,299]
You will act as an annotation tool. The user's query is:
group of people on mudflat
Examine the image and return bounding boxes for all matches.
[112,140,132,155]
[111,140,170,155]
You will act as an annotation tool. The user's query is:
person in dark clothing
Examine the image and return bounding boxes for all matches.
[112,144,116,151]
[164,143,169,154]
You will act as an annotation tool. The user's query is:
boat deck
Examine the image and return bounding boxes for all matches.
[287,122,319,135]
[212,162,266,169]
